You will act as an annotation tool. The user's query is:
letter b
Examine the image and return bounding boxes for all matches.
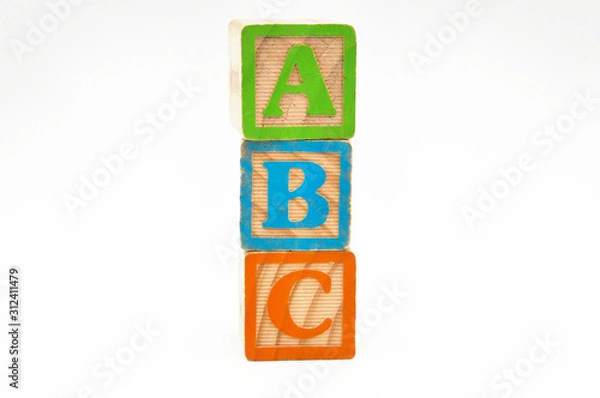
[262,161,329,229]
[240,140,350,250]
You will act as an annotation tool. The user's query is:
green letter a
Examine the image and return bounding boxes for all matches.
[263,44,337,117]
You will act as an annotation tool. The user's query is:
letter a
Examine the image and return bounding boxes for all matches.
[263,44,337,117]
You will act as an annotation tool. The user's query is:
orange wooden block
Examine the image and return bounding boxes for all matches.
[244,251,355,361]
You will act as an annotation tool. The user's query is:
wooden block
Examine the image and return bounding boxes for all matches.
[241,140,350,251]
[245,251,355,361]
[229,21,356,140]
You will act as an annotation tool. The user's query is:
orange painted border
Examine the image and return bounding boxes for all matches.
[245,251,356,361]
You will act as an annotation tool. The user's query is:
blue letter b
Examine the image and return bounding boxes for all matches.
[262,161,329,229]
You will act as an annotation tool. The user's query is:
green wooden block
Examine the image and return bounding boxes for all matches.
[229,21,356,140]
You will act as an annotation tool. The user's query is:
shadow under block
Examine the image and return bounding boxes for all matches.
[241,140,350,251]
[229,21,356,140]
[245,251,356,361]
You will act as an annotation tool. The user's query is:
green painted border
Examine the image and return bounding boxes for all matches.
[241,24,356,140]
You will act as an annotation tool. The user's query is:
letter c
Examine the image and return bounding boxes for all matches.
[267,270,332,339]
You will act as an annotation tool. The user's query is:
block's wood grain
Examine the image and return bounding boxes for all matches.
[229,20,245,133]
[241,140,351,251]
[228,21,356,140]
[245,251,355,361]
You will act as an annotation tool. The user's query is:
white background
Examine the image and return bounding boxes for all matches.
[1,0,599,397]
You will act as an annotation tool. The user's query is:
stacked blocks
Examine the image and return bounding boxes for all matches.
[230,21,356,361]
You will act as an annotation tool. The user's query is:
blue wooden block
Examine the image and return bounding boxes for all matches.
[241,140,351,251]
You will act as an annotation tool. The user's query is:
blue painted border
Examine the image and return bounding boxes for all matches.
[241,140,351,251]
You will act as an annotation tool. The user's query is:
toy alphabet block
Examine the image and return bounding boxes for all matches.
[241,140,351,251]
[245,251,356,361]
[229,21,356,140]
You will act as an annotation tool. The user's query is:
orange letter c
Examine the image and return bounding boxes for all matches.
[267,270,332,339]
